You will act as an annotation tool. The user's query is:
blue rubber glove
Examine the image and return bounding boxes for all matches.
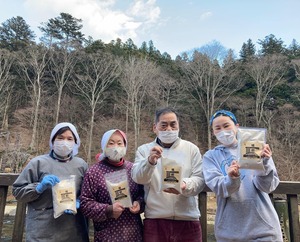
[64,198,80,215]
[76,198,80,209]
[36,175,60,194]
[64,209,75,215]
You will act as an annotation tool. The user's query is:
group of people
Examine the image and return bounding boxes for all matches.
[12,107,283,242]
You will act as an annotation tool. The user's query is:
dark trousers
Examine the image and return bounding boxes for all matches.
[143,218,202,242]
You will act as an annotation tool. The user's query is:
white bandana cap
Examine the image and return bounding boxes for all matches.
[49,122,80,156]
[99,129,127,161]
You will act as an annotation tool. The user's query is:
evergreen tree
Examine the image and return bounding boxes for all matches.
[148,40,162,59]
[239,39,256,61]
[139,41,148,54]
[0,16,35,51]
[162,52,172,60]
[39,12,85,49]
[123,38,138,56]
[124,38,137,50]
[287,39,300,58]
[258,34,285,55]
[84,39,106,53]
[105,38,125,56]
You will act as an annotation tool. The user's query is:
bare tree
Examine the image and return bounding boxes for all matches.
[245,54,287,126]
[0,82,14,130]
[147,72,179,107]
[119,56,160,150]
[0,131,30,173]
[291,58,300,80]
[0,49,15,130]
[17,44,49,150]
[271,105,300,181]
[49,48,77,124]
[291,58,300,102]
[73,51,119,163]
[180,50,243,148]
[196,40,229,64]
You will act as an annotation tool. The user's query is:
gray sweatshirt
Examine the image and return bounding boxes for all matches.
[203,145,283,242]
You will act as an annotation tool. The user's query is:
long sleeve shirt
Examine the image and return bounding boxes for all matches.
[132,138,205,221]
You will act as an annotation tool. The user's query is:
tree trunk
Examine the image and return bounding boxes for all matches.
[30,83,41,150]
[125,97,129,134]
[1,94,10,130]
[87,107,95,164]
[55,85,63,124]
[208,123,212,150]
[133,103,138,151]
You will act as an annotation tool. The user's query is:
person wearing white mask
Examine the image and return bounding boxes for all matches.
[80,129,144,242]
[203,110,282,242]
[132,107,205,242]
[12,122,89,242]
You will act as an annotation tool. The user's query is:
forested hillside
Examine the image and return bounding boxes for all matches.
[0,13,299,181]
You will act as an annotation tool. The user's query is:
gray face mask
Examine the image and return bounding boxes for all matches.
[105,146,126,162]
[158,130,179,144]
[215,130,236,146]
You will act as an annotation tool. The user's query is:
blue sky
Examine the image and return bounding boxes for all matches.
[0,0,300,58]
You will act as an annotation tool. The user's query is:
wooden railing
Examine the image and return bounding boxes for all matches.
[1,173,300,242]
[199,181,300,242]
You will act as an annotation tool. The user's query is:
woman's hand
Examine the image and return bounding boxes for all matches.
[228,160,240,178]
[129,201,140,214]
[261,144,272,159]
[112,202,125,219]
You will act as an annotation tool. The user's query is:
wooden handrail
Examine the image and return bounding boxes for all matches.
[1,173,300,242]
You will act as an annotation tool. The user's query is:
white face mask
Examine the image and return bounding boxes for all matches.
[158,130,179,144]
[53,140,75,157]
[215,130,236,146]
[105,146,126,162]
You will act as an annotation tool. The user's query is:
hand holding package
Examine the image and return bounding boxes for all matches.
[36,174,60,194]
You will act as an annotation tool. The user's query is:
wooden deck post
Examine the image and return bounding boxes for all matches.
[0,186,8,236]
[12,201,26,242]
[199,192,208,242]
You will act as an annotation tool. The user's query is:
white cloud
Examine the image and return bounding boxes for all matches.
[23,0,160,43]
[129,0,160,23]
[200,11,212,20]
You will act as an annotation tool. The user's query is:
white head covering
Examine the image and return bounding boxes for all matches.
[99,129,127,161]
[49,122,80,156]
